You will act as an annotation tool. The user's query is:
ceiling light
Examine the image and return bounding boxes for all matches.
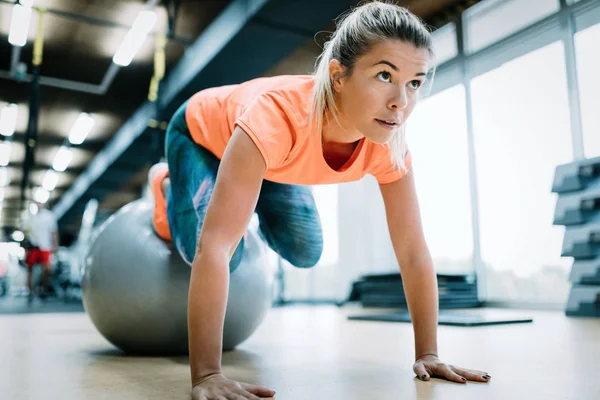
[42,169,58,191]
[52,146,73,172]
[8,1,33,47]
[0,104,18,137]
[34,187,49,204]
[12,230,24,242]
[113,10,157,67]
[68,113,95,145]
[0,142,11,166]
[29,202,38,215]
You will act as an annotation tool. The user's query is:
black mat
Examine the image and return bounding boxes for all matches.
[348,311,533,326]
[0,297,85,315]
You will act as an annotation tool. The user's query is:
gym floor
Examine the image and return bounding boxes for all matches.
[1,305,598,400]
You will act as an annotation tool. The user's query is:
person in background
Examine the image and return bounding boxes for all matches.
[23,201,59,300]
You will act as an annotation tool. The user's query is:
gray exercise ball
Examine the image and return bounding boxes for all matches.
[81,198,273,355]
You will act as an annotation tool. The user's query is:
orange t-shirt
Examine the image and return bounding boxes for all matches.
[185,75,410,185]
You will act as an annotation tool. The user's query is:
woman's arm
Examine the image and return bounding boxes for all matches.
[188,126,266,385]
[378,171,439,360]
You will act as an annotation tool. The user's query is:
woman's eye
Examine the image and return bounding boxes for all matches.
[409,80,422,89]
[377,71,392,82]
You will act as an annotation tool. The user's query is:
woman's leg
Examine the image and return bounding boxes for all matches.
[164,101,245,271]
[255,181,324,268]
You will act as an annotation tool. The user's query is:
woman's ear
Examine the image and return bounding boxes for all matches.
[328,59,346,92]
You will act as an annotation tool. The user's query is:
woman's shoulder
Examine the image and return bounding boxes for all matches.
[238,74,314,99]
[238,75,315,121]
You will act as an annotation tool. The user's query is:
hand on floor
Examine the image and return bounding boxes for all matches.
[191,373,276,399]
[413,354,491,384]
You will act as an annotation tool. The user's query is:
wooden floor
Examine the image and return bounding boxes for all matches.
[1,303,598,400]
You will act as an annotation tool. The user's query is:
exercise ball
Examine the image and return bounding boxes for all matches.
[82,199,273,355]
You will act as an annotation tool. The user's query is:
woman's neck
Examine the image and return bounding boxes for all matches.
[321,109,363,145]
[320,109,362,169]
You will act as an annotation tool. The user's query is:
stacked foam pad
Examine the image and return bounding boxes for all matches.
[552,156,600,317]
[348,273,480,309]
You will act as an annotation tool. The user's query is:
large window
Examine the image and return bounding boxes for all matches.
[470,41,574,303]
[407,84,474,275]
[574,22,600,158]
[465,0,560,53]
[312,184,339,266]
[269,184,340,302]
[432,23,458,66]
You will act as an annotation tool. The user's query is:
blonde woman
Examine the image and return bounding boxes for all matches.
[149,1,491,398]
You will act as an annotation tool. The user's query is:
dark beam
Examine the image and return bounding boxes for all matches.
[8,162,85,174]
[8,131,105,152]
[7,162,144,176]
[6,182,70,191]
[21,61,42,212]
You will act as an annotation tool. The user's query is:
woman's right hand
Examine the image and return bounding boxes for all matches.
[191,373,276,399]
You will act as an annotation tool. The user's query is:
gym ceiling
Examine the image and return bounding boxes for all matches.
[0,0,475,244]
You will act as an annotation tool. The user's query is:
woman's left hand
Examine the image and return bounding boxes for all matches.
[413,354,491,383]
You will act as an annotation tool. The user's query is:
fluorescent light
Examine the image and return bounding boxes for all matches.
[0,104,18,137]
[52,146,73,172]
[8,2,33,47]
[68,113,95,145]
[34,187,49,204]
[42,169,58,191]
[0,168,9,186]
[12,230,24,242]
[113,10,157,67]
[0,142,10,166]
[29,202,38,215]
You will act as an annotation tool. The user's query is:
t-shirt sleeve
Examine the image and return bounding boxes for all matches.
[369,146,413,184]
[233,93,294,169]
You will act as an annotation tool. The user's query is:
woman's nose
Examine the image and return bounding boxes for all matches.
[389,87,408,110]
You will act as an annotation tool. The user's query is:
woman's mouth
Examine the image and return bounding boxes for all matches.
[375,119,398,130]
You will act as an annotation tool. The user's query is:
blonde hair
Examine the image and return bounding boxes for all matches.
[310,0,436,172]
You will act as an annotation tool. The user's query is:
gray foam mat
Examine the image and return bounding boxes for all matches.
[348,311,533,326]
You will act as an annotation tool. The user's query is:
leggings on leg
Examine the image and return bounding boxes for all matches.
[165,101,324,272]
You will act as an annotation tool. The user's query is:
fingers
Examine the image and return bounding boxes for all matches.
[228,392,253,400]
[231,388,260,400]
[439,364,468,384]
[416,362,465,384]
[191,389,206,400]
[240,382,276,397]
[451,366,491,383]
[413,360,430,381]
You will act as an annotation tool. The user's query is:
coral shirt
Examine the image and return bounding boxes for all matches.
[185,75,410,185]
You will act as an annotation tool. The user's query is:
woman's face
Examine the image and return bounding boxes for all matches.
[330,39,430,144]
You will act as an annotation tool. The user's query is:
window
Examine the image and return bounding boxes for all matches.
[407,84,474,275]
[465,0,560,53]
[432,23,458,66]
[269,184,340,302]
[470,41,574,303]
[312,184,339,266]
[574,22,600,158]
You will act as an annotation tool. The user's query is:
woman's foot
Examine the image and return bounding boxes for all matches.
[148,162,172,241]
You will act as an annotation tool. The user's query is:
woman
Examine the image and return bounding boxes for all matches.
[150,1,491,398]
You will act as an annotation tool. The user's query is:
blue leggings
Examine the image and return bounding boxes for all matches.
[165,101,324,272]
